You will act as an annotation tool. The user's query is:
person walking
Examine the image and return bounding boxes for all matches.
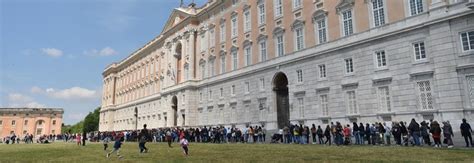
[420,121,431,146]
[392,122,402,145]
[138,124,149,153]
[76,133,81,146]
[324,125,331,146]
[460,118,473,147]
[408,119,421,146]
[442,121,454,148]
[316,125,324,144]
[103,134,110,151]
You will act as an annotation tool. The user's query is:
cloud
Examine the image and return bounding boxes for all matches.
[41,48,63,57]
[7,93,46,108]
[31,86,44,94]
[83,47,118,56]
[31,86,99,101]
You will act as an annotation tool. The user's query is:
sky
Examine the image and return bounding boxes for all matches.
[0,0,208,125]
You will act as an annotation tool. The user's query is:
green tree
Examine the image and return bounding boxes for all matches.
[83,107,100,132]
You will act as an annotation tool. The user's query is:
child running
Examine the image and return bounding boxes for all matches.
[107,135,124,159]
[180,136,189,157]
[102,134,110,151]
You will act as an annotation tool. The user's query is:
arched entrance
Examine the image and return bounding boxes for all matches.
[35,120,45,136]
[273,72,290,129]
[171,96,178,127]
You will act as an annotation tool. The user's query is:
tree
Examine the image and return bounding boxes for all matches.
[83,107,100,132]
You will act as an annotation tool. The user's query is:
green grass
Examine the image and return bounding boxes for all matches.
[0,142,473,162]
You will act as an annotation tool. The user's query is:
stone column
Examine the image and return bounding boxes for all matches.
[188,29,196,80]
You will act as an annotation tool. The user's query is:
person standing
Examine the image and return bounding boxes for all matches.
[383,122,391,146]
[311,124,317,144]
[359,123,365,145]
[352,122,359,145]
[316,125,324,144]
[420,121,431,146]
[82,131,87,146]
[392,122,402,145]
[430,121,442,148]
[76,133,81,146]
[460,118,473,147]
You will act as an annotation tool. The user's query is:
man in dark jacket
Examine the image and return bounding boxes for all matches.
[460,118,473,147]
[408,119,421,146]
[138,124,149,153]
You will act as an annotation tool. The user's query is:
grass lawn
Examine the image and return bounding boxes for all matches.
[0,142,473,162]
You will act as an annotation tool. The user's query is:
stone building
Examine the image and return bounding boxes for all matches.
[0,108,64,138]
[99,0,474,132]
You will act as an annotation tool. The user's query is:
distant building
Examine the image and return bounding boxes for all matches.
[0,108,64,138]
[100,0,474,132]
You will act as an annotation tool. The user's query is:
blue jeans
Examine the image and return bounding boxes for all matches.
[354,131,360,145]
[412,132,420,146]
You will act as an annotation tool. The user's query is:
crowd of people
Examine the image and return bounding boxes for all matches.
[2,118,472,150]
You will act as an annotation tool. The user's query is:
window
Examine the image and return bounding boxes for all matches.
[297,97,304,118]
[209,29,215,47]
[315,18,328,44]
[220,24,226,43]
[377,86,391,112]
[209,90,213,100]
[295,27,305,51]
[201,63,206,79]
[220,55,226,74]
[296,69,303,83]
[244,9,251,32]
[413,42,426,61]
[347,91,357,114]
[244,46,252,66]
[319,64,326,79]
[245,82,250,94]
[209,60,215,77]
[341,10,354,36]
[184,66,189,81]
[199,91,203,102]
[371,0,385,27]
[345,58,354,74]
[274,0,283,17]
[259,40,267,62]
[12,120,16,126]
[24,120,28,125]
[466,76,474,107]
[293,0,302,9]
[231,85,236,96]
[460,31,474,52]
[276,35,285,57]
[231,14,238,38]
[200,33,206,52]
[259,78,265,90]
[375,50,387,68]
[258,2,266,25]
[52,120,56,125]
[232,50,238,70]
[320,95,329,116]
[417,80,433,110]
[409,0,424,16]
[220,88,224,98]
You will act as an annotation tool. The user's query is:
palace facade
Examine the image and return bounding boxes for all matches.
[100,0,474,132]
[0,108,63,138]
